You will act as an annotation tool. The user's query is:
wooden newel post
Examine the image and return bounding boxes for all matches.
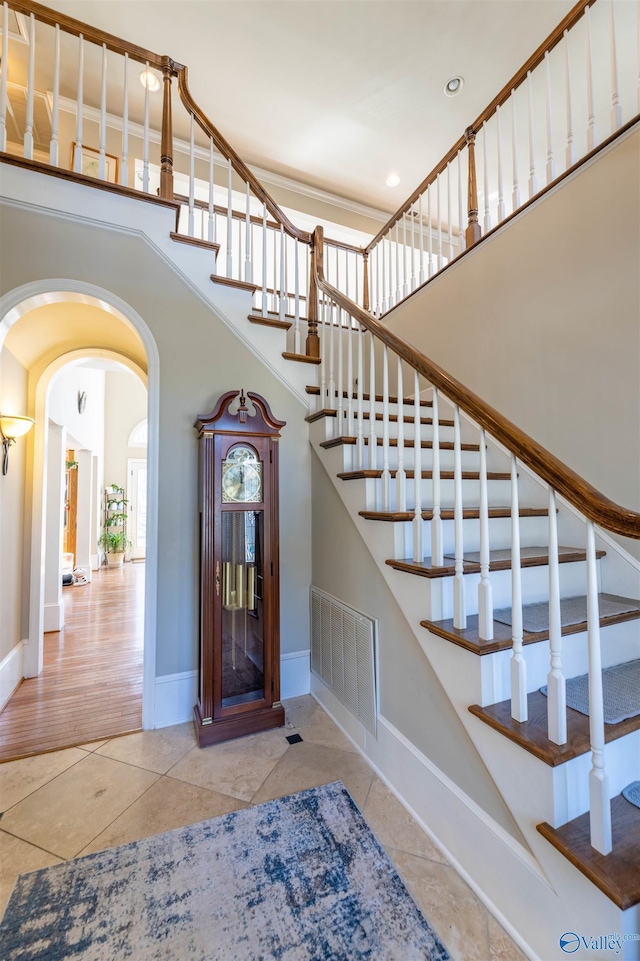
[465,126,482,248]
[159,61,174,201]
[362,251,370,312]
[305,229,321,358]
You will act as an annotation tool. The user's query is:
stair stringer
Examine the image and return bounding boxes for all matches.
[310,419,639,961]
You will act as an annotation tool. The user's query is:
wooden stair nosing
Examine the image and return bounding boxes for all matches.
[306,408,338,423]
[387,546,605,580]
[320,435,480,451]
[337,469,512,481]
[466,687,640,768]
[170,231,220,253]
[537,795,640,910]
[248,314,292,331]
[305,386,433,408]
[283,352,321,365]
[360,412,454,427]
[421,593,640,655]
[209,274,258,293]
[359,507,550,522]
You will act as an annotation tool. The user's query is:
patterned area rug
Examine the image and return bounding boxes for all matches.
[622,781,640,809]
[0,781,450,961]
[540,659,640,724]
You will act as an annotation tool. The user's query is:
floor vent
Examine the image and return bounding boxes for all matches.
[310,586,377,736]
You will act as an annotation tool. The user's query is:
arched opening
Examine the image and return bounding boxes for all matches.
[0,281,160,755]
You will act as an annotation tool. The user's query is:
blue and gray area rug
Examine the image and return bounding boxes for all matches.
[1,780,450,960]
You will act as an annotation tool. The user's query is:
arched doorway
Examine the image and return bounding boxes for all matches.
[0,281,159,737]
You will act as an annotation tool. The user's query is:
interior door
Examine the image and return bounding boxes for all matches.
[127,458,147,560]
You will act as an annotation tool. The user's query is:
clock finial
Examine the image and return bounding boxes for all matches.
[238,390,248,424]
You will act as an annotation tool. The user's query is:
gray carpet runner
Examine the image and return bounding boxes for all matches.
[493,594,640,633]
[622,781,640,809]
[540,658,640,725]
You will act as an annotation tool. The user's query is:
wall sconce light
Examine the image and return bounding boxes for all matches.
[0,414,35,475]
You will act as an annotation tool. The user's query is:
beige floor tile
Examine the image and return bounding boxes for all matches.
[95,722,197,774]
[167,728,290,802]
[488,913,528,961]
[283,694,319,731]
[390,849,491,961]
[0,748,86,813]
[80,775,247,856]
[0,831,63,918]
[0,753,158,860]
[76,739,109,752]
[251,739,374,809]
[363,777,449,864]
[297,708,358,753]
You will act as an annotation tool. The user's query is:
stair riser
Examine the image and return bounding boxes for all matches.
[363,476,512,512]
[341,445,481,474]
[479,618,639,704]
[392,514,552,558]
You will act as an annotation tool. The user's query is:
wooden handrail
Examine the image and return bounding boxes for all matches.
[365,0,591,252]
[313,226,640,539]
[176,67,311,246]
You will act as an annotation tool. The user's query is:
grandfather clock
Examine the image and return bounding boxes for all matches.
[193,390,286,747]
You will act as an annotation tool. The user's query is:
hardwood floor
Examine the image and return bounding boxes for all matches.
[0,563,144,763]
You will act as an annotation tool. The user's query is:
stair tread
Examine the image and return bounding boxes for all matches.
[321,435,480,451]
[170,232,220,252]
[306,386,433,408]
[210,274,258,293]
[248,313,292,330]
[538,795,640,909]
[360,507,550,522]
[309,409,452,426]
[387,545,604,579]
[422,592,640,655]
[468,684,640,768]
[338,469,511,481]
[283,352,321,365]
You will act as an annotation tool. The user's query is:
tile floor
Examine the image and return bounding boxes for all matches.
[0,695,526,961]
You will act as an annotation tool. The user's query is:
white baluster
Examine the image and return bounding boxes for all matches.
[402,216,408,298]
[496,106,505,223]
[368,334,377,469]
[381,347,391,510]
[24,13,35,160]
[120,53,129,187]
[453,406,466,629]
[237,219,242,283]
[436,173,443,270]
[447,161,454,261]
[227,158,234,278]
[527,70,537,198]
[244,183,252,282]
[272,227,278,312]
[73,35,84,173]
[261,204,268,311]
[410,205,417,290]
[336,307,344,437]
[478,427,493,639]
[142,60,150,192]
[482,121,491,233]
[544,51,556,184]
[346,314,354,437]
[510,455,527,721]
[98,44,107,179]
[294,239,301,353]
[412,371,423,563]
[381,237,387,314]
[396,358,406,512]
[395,223,401,303]
[208,140,215,243]
[318,297,327,409]
[388,233,394,309]
[356,325,365,469]
[511,88,521,210]
[547,488,566,745]
[586,4,598,150]
[279,224,286,320]
[457,150,466,253]
[327,299,335,411]
[427,186,434,276]
[0,2,8,152]
[609,1,622,133]
[586,520,612,855]
[564,30,576,169]
[375,244,381,316]
[49,24,60,166]
[418,193,426,282]
[431,388,443,566]
[188,114,195,237]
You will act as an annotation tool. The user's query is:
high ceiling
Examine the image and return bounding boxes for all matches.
[36,0,574,213]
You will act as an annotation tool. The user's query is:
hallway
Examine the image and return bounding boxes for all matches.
[0,563,143,761]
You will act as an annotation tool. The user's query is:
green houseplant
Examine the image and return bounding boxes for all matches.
[99,484,132,568]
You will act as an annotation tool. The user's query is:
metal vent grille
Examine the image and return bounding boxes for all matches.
[310,586,377,736]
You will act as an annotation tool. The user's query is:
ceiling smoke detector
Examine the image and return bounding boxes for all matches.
[444,76,464,97]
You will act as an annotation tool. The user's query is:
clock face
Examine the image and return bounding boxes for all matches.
[222,446,263,503]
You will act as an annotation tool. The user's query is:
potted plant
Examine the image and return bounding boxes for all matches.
[97,529,132,568]
[99,484,132,567]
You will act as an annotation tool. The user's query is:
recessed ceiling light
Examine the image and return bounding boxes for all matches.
[385,173,400,187]
[140,70,160,92]
[444,76,464,97]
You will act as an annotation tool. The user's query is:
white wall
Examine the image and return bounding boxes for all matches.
[103,369,147,490]
[48,366,106,455]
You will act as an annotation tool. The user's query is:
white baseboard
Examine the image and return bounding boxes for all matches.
[154,651,310,729]
[43,601,64,633]
[0,641,24,713]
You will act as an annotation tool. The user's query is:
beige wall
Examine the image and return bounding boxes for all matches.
[0,203,312,680]
[0,348,29,662]
[311,450,525,841]
[103,370,148,491]
[387,129,640,554]
[48,366,106,455]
